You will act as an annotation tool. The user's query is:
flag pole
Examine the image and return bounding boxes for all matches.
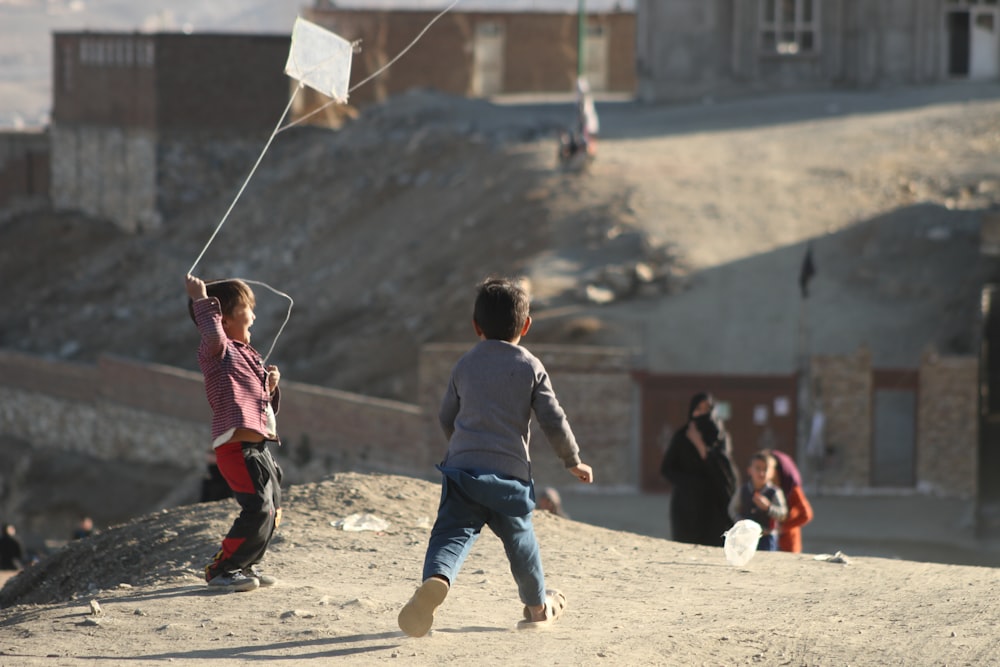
[577,0,586,78]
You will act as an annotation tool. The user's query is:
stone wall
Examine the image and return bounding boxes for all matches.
[0,347,639,488]
[809,345,978,498]
[810,346,873,489]
[917,349,978,498]
[419,344,638,490]
[0,350,425,482]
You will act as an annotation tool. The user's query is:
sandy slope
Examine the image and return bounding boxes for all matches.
[1,472,997,666]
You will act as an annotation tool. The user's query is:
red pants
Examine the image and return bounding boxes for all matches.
[205,441,282,581]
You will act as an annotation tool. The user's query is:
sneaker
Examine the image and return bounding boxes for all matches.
[241,565,276,587]
[207,570,259,592]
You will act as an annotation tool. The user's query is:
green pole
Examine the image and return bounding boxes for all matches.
[577,0,586,79]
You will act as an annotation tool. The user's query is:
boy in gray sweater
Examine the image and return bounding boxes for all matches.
[398,277,594,636]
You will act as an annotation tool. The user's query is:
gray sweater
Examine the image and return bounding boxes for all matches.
[439,339,581,482]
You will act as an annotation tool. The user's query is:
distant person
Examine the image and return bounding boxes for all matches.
[71,516,95,540]
[766,449,814,553]
[537,487,569,518]
[0,523,25,570]
[729,451,787,551]
[660,392,739,547]
[576,76,599,155]
[398,277,594,637]
[186,274,283,593]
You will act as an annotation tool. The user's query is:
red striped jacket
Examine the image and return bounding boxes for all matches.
[192,298,280,443]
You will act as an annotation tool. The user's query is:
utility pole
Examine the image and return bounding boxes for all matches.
[577,0,586,79]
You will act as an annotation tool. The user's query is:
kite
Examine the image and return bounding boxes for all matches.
[284,17,354,104]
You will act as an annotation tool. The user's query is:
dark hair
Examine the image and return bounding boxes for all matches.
[188,279,255,323]
[688,391,714,418]
[473,277,530,341]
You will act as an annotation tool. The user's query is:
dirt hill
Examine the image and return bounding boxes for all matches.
[0,472,997,666]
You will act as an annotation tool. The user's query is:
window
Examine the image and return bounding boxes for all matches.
[759,0,819,55]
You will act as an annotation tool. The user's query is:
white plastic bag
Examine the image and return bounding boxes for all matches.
[331,512,390,532]
[723,519,762,566]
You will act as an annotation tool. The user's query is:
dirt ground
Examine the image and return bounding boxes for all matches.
[1,472,998,667]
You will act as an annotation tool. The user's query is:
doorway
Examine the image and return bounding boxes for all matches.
[948,7,1000,79]
[472,22,504,96]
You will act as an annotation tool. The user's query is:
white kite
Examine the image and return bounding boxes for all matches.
[284,17,354,103]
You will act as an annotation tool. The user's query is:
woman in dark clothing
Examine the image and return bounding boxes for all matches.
[660,392,738,547]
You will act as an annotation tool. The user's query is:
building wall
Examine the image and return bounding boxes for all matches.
[810,346,874,490]
[917,349,978,497]
[810,345,977,497]
[306,8,636,106]
[49,125,158,231]
[638,0,969,103]
[50,33,293,231]
[0,130,49,220]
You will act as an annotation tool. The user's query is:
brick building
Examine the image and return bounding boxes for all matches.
[50,32,291,231]
[636,0,1000,103]
[305,0,636,107]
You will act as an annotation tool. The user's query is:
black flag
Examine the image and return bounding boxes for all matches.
[799,243,816,298]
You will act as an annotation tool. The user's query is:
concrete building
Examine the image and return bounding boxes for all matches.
[50,32,291,231]
[306,0,636,106]
[637,0,1000,103]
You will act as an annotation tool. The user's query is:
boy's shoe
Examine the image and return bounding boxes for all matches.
[207,570,259,592]
[241,565,277,587]
[398,577,449,638]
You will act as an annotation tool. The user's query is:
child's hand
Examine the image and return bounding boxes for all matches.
[569,463,593,484]
[185,274,207,300]
[752,491,771,510]
[266,365,280,394]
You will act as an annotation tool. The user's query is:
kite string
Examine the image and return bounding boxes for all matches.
[186,86,300,276]
[277,0,462,134]
[187,0,462,361]
[238,278,294,365]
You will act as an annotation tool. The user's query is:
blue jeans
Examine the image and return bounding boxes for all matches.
[422,467,546,606]
[757,533,778,551]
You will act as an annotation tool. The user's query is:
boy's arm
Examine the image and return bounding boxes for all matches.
[185,274,226,358]
[266,365,281,414]
[438,377,459,440]
[531,371,581,469]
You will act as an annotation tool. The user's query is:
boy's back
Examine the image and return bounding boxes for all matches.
[440,339,579,482]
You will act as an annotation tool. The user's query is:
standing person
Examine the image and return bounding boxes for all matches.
[660,392,738,547]
[576,76,599,155]
[536,487,569,518]
[766,449,814,553]
[185,274,283,593]
[0,523,24,571]
[398,277,594,637]
[729,451,788,551]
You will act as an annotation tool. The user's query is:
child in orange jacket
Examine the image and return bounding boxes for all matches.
[768,449,814,553]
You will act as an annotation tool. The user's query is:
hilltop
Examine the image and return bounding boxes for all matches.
[0,472,996,665]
